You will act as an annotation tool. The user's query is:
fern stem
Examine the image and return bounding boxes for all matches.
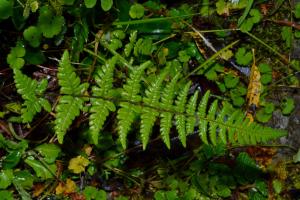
[98,40,134,70]
[83,48,106,63]
[111,14,200,26]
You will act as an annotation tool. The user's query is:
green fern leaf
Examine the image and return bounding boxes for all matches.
[141,73,166,150]
[13,69,50,123]
[175,82,191,147]
[186,91,199,134]
[55,51,88,144]
[55,96,84,143]
[89,57,117,144]
[124,30,137,57]
[226,110,242,144]
[197,91,210,144]
[216,102,232,144]
[207,100,218,145]
[117,61,152,149]
[160,75,179,149]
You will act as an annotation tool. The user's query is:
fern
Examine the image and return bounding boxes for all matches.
[55,51,89,144]
[89,56,117,144]
[9,35,286,149]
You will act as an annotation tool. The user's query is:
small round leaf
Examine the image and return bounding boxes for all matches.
[84,0,97,8]
[23,26,42,47]
[38,6,64,38]
[129,3,144,19]
[101,0,113,11]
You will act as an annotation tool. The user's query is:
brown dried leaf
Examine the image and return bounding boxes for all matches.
[246,49,262,121]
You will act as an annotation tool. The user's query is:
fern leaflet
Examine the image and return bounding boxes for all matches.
[186,91,199,134]
[117,61,152,149]
[160,75,179,149]
[197,91,211,144]
[55,51,89,144]
[89,56,117,144]
[13,70,51,123]
[141,73,166,150]
[174,82,191,147]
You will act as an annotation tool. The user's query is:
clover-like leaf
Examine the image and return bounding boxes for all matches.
[224,73,239,88]
[7,46,26,70]
[235,47,252,66]
[0,0,13,19]
[258,63,272,73]
[35,143,61,164]
[249,9,261,23]
[84,0,97,8]
[83,186,107,200]
[129,3,144,19]
[256,103,274,123]
[23,26,42,47]
[281,97,295,115]
[38,6,65,38]
[101,0,113,11]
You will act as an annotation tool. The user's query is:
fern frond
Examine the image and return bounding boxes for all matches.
[141,73,166,150]
[55,51,89,144]
[89,57,117,144]
[160,75,179,149]
[117,61,152,149]
[13,69,51,123]
[174,82,191,147]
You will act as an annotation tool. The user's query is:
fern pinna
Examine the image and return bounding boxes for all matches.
[52,50,285,149]
[7,46,51,123]
[55,51,89,143]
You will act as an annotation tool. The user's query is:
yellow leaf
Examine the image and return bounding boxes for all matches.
[65,179,76,194]
[68,155,90,174]
[55,178,77,195]
[55,182,65,195]
[246,49,262,122]
[83,145,93,156]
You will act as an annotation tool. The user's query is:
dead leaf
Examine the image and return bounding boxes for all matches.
[68,155,90,174]
[246,49,262,122]
[33,183,47,197]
